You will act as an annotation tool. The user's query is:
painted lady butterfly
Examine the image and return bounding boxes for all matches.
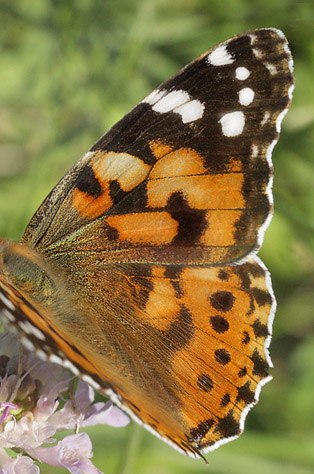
[0,28,293,458]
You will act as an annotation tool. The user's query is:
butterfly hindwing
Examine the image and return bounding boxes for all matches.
[0,253,274,456]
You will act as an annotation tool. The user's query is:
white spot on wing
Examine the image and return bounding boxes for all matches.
[265,63,277,75]
[0,293,15,311]
[254,256,276,369]
[275,108,289,134]
[145,89,204,124]
[2,308,15,322]
[238,88,254,106]
[18,320,31,334]
[207,45,234,66]
[82,374,101,390]
[219,111,245,137]
[63,359,80,376]
[36,349,47,360]
[142,89,166,105]
[174,100,204,123]
[152,90,190,113]
[20,337,35,352]
[235,66,250,80]
[252,48,263,59]
[18,320,46,341]
[49,354,64,366]
[251,145,259,158]
[261,111,270,126]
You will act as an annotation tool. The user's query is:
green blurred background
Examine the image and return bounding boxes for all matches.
[1,1,313,473]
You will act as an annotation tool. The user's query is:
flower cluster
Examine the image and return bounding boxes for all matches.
[0,330,129,473]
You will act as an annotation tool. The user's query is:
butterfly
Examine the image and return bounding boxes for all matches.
[0,28,293,458]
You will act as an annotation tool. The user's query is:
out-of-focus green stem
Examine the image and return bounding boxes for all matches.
[117,422,143,474]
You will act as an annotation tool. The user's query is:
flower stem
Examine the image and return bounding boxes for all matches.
[117,422,142,474]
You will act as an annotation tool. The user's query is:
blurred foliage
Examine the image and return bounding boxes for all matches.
[0,0,314,473]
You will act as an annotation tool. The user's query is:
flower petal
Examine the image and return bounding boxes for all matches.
[31,433,103,473]
[74,380,95,409]
[0,448,40,474]
[82,402,129,428]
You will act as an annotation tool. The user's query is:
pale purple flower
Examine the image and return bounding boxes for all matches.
[0,449,39,474]
[31,433,102,474]
[0,330,129,473]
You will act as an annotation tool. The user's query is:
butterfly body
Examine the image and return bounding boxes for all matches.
[0,28,293,457]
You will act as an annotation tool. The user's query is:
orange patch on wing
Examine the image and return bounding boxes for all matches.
[138,266,180,330]
[169,264,270,443]
[227,157,242,172]
[72,188,112,219]
[106,212,178,244]
[150,148,206,179]
[72,151,151,219]
[172,338,241,444]
[152,267,166,278]
[150,140,173,159]
[180,267,252,330]
[201,210,242,246]
[147,173,244,209]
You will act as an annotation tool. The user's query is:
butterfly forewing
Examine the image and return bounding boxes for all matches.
[0,28,293,458]
[22,29,292,266]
